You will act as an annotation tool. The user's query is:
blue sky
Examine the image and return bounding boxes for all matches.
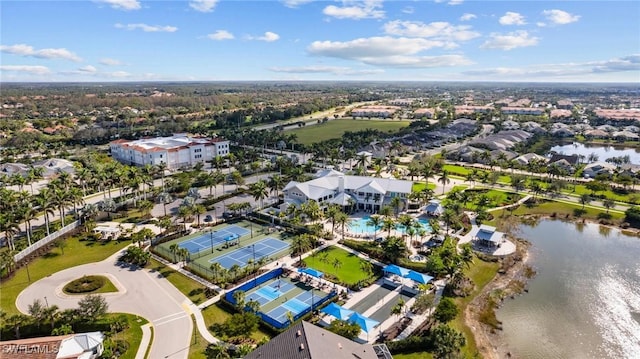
[1,0,639,82]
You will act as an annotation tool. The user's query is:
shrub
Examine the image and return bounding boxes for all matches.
[63,276,105,294]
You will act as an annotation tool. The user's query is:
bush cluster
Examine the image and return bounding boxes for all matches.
[64,275,105,293]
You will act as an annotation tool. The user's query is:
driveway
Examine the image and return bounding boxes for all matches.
[16,248,192,359]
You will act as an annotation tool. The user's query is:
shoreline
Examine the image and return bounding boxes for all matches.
[464,237,532,359]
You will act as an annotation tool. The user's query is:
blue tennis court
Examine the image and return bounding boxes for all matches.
[266,291,315,324]
[246,291,271,306]
[209,237,290,269]
[267,280,295,293]
[178,225,250,254]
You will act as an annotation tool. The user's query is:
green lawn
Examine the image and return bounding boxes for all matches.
[291,119,410,145]
[505,199,624,222]
[62,275,119,295]
[394,352,434,359]
[149,258,211,305]
[0,236,131,315]
[187,315,209,359]
[412,182,436,193]
[463,189,522,210]
[201,304,272,342]
[105,313,149,359]
[302,246,375,285]
[450,258,500,358]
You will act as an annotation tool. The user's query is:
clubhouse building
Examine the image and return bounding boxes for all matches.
[282,170,412,213]
[109,134,229,169]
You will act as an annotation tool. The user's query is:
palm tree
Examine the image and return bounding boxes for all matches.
[169,243,179,262]
[250,180,269,209]
[19,202,39,246]
[300,200,323,223]
[580,194,592,209]
[356,153,370,171]
[193,204,206,228]
[602,198,615,213]
[335,212,350,241]
[177,205,192,231]
[290,234,313,264]
[437,170,451,195]
[421,162,436,187]
[35,188,55,236]
[366,215,383,240]
[390,196,403,218]
[0,214,20,251]
[382,217,396,238]
[267,174,284,201]
[210,262,223,282]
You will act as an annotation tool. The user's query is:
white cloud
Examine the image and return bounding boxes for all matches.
[100,58,122,66]
[591,54,640,73]
[189,0,219,12]
[248,32,280,42]
[269,65,384,76]
[106,71,131,78]
[536,22,547,27]
[78,65,97,73]
[499,12,526,25]
[481,30,539,50]
[402,6,414,14]
[0,65,51,75]
[95,0,141,10]
[115,23,178,32]
[542,9,580,25]
[0,44,82,61]
[448,0,463,5]
[207,30,234,41]
[383,20,480,43]
[307,36,473,68]
[323,0,385,20]
[460,13,476,21]
[281,0,314,8]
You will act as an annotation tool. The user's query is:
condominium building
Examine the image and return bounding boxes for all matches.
[109,134,229,169]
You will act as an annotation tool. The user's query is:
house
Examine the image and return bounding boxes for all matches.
[244,321,389,359]
[412,108,435,119]
[471,225,504,247]
[612,130,639,141]
[282,170,412,213]
[502,120,520,130]
[582,162,617,178]
[424,199,444,216]
[521,121,547,134]
[548,154,580,173]
[550,127,575,137]
[109,134,229,169]
[351,106,401,118]
[513,153,547,166]
[0,332,104,359]
[34,158,76,178]
[584,129,609,139]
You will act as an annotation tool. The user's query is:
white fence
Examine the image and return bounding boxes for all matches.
[14,220,80,263]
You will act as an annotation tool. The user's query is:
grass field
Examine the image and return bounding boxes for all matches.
[291,119,410,145]
[411,182,436,193]
[0,236,130,315]
[109,313,149,359]
[504,199,623,222]
[394,352,434,359]
[149,258,211,304]
[450,258,500,358]
[187,315,208,359]
[302,246,375,285]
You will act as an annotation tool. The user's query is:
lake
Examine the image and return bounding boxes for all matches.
[497,220,640,359]
[549,142,640,164]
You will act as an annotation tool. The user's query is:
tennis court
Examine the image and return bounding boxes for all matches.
[210,237,289,269]
[178,225,250,254]
[266,291,318,324]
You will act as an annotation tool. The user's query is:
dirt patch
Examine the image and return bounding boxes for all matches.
[464,238,533,359]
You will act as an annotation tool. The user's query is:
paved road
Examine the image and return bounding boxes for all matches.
[16,248,192,359]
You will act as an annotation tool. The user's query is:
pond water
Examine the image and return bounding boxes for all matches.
[497,220,640,359]
[549,142,640,164]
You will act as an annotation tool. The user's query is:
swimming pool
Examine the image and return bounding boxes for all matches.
[349,216,432,235]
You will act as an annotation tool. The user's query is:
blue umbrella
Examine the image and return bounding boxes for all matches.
[298,267,324,278]
[383,264,409,277]
[407,270,433,284]
[321,303,354,320]
[348,312,379,333]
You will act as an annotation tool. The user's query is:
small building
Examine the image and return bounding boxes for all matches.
[424,199,444,216]
[471,225,504,247]
[583,162,617,178]
[0,331,104,359]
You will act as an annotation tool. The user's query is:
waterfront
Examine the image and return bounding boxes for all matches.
[549,142,640,164]
[497,220,640,359]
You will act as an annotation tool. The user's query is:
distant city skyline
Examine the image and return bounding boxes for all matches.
[1,0,639,83]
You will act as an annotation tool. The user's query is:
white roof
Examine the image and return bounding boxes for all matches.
[57,332,104,358]
[285,171,412,200]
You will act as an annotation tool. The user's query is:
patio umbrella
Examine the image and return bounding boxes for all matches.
[298,267,324,278]
[407,270,433,284]
[383,264,409,277]
[348,312,379,333]
[321,303,354,320]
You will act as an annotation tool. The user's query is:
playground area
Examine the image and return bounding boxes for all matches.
[155,220,291,278]
[226,268,336,329]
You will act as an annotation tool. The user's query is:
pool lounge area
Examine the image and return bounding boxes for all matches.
[347,215,432,237]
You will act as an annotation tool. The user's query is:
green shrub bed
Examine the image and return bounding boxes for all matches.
[63,275,107,294]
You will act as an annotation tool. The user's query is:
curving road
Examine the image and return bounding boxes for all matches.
[16,247,192,359]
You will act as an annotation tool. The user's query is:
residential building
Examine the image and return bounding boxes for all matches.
[351,106,401,118]
[0,332,104,359]
[282,170,412,213]
[244,321,390,359]
[109,134,229,169]
[500,107,545,116]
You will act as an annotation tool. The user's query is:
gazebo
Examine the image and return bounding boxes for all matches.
[472,224,504,247]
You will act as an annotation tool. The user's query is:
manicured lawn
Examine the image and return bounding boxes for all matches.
[303,246,376,286]
[450,258,500,358]
[508,199,624,221]
[463,189,522,210]
[291,119,410,145]
[442,164,474,176]
[149,258,211,305]
[106,313,149,359]
[187,315,209,359]
[201,303,272,342]
[0,236,130,315]
[394,352,434,359]
[412,182,436,193]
